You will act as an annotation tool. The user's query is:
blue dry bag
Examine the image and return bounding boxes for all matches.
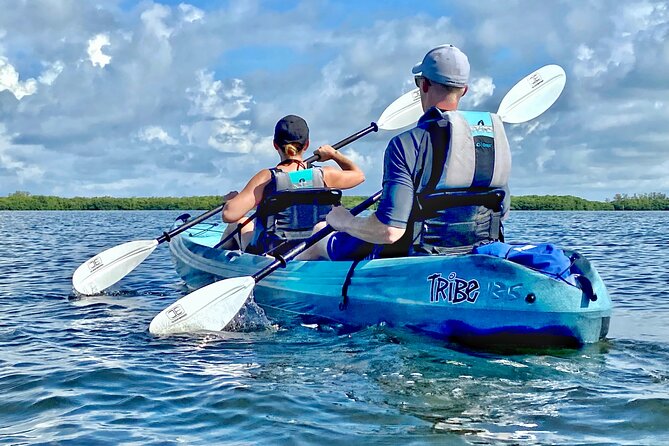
[473,242,573,280]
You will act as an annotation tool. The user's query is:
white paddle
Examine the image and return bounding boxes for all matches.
[71,88,455,296]
[379,64,566,129]
[149,64,567,335]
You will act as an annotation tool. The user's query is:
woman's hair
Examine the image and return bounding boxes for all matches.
[282,142,303,157]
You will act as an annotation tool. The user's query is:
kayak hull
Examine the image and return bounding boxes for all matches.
[169,222,612,347]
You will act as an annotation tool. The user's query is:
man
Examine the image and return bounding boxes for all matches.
[300,44,510,261]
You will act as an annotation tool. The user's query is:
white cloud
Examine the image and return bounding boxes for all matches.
[0,57,37,99]
[534,147,557,173]
[187,71,252,119]
[179,4,204,23]
[576,44,594,61]
[141,4,173,39]
[0,124,44,182]
[462,76,495,108]
[38,61,64,85]
[183,70,258,153]
[137,126,178,145]
[0,0,667,200]
[87,34,111,68]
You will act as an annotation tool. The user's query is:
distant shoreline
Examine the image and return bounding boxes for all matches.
[1,192,667,211]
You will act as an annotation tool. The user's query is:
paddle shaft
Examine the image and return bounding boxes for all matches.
[213,122,380,249]
[253,190,382,282]
[156,204,224,244]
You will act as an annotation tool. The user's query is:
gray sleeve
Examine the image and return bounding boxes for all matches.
[375,136,415,229]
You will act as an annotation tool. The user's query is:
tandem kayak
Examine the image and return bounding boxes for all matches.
[168,218,612,348]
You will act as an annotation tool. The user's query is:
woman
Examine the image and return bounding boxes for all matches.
[219,114,365,253]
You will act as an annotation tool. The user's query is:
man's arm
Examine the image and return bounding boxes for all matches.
[326,207,405,244]
[325,135,415,244]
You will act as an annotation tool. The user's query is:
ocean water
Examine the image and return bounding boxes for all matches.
[1,210,668,445]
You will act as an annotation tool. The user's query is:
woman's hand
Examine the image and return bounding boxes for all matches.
[314,145,337,162]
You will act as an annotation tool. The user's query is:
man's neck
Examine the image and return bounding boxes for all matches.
[432,97,459,111]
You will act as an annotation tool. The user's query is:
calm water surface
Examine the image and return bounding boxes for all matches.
[1,210,668,445]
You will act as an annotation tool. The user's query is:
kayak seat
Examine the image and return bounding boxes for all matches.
[412,188,505,255]
[247,188,342,255]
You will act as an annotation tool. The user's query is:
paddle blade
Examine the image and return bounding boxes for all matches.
[377,88,423,130]
[72,239,159,295]
[497,64,566,124]
[149,276,255,335]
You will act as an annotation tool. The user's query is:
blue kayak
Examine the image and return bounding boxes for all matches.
[169,219,612,348]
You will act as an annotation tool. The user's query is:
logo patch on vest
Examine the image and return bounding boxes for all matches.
[427,272,480,304]
[287,169,314,188]
[461,111,493,137]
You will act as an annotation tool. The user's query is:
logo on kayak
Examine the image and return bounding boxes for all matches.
[427,272,480,304]
[166,304,187,322]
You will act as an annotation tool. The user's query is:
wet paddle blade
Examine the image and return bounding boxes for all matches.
[72,239,159,295]
[377,88,423,130]
[497,64,566,124]
[148,276,255,335]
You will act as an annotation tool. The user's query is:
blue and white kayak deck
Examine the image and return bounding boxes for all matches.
[169,221,612,348]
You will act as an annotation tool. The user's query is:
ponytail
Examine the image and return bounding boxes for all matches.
[282,143,302,157]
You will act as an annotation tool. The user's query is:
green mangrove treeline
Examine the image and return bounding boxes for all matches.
[0,191,223,211]
[1,191,668,211]
[510,193,669,211]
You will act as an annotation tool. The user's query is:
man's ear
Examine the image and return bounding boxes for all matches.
[462,85,468,97]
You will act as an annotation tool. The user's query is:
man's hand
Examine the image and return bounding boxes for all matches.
[326,205,354,231]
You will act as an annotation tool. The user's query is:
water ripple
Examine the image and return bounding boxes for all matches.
[1,210,669,444]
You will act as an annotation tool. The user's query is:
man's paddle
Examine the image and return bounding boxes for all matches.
[149,191,382,335]
[148,64,567,335]
[71,89,448,296]
[214,64,567,252]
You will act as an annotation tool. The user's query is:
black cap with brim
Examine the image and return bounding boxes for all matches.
[274,115,309,146]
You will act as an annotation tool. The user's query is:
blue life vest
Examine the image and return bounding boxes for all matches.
[247,167,341,254]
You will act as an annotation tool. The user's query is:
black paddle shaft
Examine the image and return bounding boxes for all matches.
[212,122,379,249]
[253,189,382,283]
[156,204,224,244]
[307,121,379,162]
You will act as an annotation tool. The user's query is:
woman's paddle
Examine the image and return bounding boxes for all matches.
[71,89,448,296]
[148,64,567,335]
[213,123,384,250]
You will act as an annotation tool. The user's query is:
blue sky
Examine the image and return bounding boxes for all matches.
[1,0,668,200]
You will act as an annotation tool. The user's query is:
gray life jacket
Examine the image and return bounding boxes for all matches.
[246,167,341,255]
[385,110,511,257]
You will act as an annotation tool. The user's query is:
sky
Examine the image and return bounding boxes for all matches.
[0,0,667,201]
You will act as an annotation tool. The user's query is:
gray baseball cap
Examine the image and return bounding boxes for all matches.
[412,44,470,87]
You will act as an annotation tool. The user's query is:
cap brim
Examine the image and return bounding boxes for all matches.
[411,62,423,74]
